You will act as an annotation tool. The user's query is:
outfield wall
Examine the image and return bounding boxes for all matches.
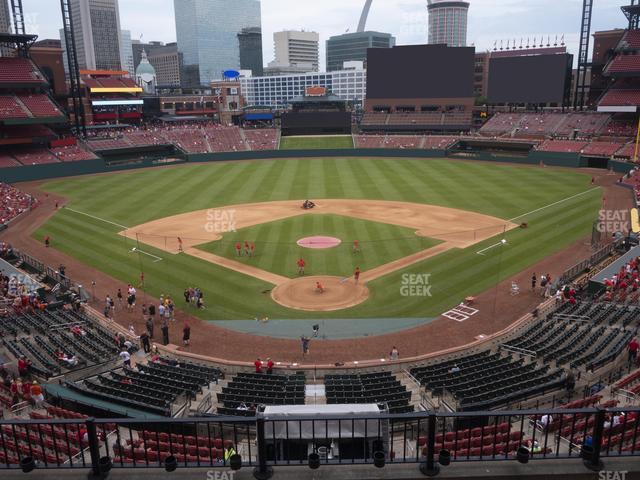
[0,148,607,184]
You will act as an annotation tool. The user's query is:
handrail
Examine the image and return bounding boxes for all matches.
[499,344,537,357]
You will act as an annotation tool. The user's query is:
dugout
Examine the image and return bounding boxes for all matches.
[260,404,388,462]
[96,144,186,166]
[449,138,535,158]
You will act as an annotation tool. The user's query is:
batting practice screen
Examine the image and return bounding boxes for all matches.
[366,45,475,99]
[280,112,352,136]
[487,54,573,104]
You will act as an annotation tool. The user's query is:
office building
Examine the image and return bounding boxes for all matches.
[269,30,319,73]
[0,0,12,56]
[238,27,263,76]
[147,43,181,87]
[427,0,469,47]
[132,40,165,71]
[62,0,124,71]
[326,31,395,72]
[120,29,134,76]
[174,0,261,87]
[240,68,366,107]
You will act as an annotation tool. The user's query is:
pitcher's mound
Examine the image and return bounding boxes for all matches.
[297,236,342,249]
[271,275,369,312]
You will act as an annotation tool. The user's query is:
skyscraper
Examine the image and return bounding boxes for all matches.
[270,30,319,72]
[326,31,395,72]
[120,30,134,76]
[174,0,261,87]
[61,0,123,70]
[238,27,263,76]
[0,0,12,56]
[427,0,469,47]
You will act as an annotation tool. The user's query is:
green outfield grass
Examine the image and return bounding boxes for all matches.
[34,157,602,320]
[197,214,441,278]
[279,136,354,150]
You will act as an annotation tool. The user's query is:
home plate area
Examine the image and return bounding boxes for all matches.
[442,304,479,322]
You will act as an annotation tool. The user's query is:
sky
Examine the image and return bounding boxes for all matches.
[19,0,626,70]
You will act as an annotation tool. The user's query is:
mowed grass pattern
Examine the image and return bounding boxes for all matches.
[279,136,354,150]
[198,214,441,278]
[34,158,601,320]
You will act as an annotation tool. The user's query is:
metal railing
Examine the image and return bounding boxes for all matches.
[1,406,638,476]
[558,240,621,287]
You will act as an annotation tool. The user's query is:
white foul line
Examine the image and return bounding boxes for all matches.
[130,247,163,263]
[476,240,507,256]
[508,187,600,222]
[64,207,129,230]
[64,207,163,263]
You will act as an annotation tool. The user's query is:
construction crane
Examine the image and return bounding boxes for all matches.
[357,0,373,33]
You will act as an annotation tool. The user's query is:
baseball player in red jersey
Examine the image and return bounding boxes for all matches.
[354,266,361,284]
[353,239,360,253]
[297,258,306,275]
[235,242,242,256]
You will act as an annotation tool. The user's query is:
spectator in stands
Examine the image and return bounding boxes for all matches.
[56,350,78,367]
[565,370,576,393]
[182,321,191,346]
[237,402,248,411]
[119,348,131,368]
[390,346,399,360]
[17,355,29,378]
[266,358,274,375]
[161,319,169,346]
[449,364,460,373]
[30,380,44,408]
[70,324,86,336]
[629,337,639,365]
[531,273,536,291]
[148,303,156,320]
[140,331,151,354]
[538,413,553,431]
[224,444,237,462]
[524,439,543,454]
[146,316,154,339]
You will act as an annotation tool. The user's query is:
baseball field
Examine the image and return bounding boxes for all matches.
[33,157,601,320]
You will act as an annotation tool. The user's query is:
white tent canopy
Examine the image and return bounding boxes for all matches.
[261,404,383,440]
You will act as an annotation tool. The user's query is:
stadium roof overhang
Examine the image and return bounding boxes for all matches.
[80,69,129,76]
[1,116,67,126]
[88,87,143,94]
[0,33,38,51]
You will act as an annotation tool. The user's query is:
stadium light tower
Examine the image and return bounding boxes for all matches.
[574,0,593,110]
[357,0,373,33]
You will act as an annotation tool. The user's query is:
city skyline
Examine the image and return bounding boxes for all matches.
[12,0,626,72]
